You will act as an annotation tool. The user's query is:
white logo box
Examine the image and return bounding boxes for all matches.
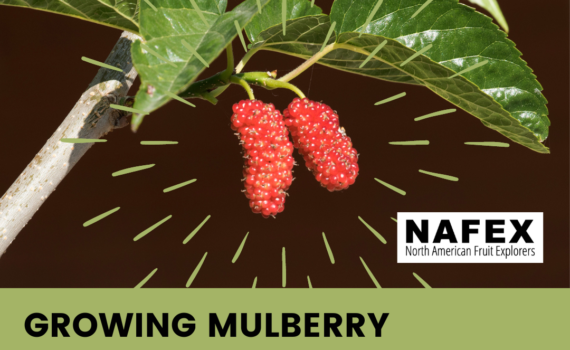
[397,213,543,263]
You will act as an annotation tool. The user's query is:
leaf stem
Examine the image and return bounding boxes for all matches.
[279,43,337,82]
[220,44,235,82]
[236,47,260,73]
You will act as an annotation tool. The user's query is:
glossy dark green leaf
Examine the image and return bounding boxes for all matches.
[336,33,551,153]
[0,0,139,33]
[467,0,509,32]
[131,0,270,129]
[250,15,333,54]
[245,0,323,43]
[331,0,548,152]
[246,0,549,153]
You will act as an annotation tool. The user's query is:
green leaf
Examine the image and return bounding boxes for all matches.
[334,33,549,153]
[0,0,139,33]
[246,0,549,153]
[250,15,334,56]
[131,0,270,130]
[245,0,323,42]
[467,0,509,32]
[331,0,548,152]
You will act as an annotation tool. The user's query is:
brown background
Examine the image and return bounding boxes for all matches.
[0,0,567,288]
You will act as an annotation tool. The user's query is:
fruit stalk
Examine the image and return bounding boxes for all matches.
[230,76,256,100]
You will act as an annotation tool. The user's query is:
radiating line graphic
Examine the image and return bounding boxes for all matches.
[252,276,258,288]
[186,252,208,287]
[282,0,287,35]
[183,215,211,244]
[358,216,387,244]
[139,43,176,67]
[415,108,456,121]
[143,0,157,12]
[141,141,178,145]
[110,104,149,115]
[112,164,155,177]
[413,272,432,288]
[181,39,210,68]
[282,247,287,288]
[134,268,158,289]
[360,257,381,288]
[163,179,197,193]
[411,0,433,18]
[465,142,510,148]
[234,20,248,52]
[360,40,388,68]
[419,169,458,182]
[320,21,336,52]
[83,207,120,227]
[375,91,405,105]
[61,138,107,144]
[449,60,489,79]
[360,0,383,37]
[311,0,315,7]
[81,56,123,72]
[374,178,406,196]
[400,44,432,67]
[391,217,397,223]
[307,276,313,289]
[322,232,335,264]
[389,140,429,146]
[133,215,172,241]
[232,232,249,263]
[189,0,209,26]
[164,90,196,107]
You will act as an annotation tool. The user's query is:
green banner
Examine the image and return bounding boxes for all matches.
[0,289,568,348]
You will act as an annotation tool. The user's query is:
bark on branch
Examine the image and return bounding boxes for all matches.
[0,31,140,257]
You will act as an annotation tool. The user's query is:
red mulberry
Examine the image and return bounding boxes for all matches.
[231,100,295,218]
[283,98,359,191]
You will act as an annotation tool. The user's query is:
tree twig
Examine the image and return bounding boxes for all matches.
[0,31,140,258]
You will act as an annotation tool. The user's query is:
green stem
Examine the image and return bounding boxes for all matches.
[237,72,306,98]
[230,76,255,100]
[279,43,337,82]
[266,80,305,98]
[199,92,219,104]
[178,41,327,103]
[179,44,236,104]
[210,85,230,99]
[220,44,235,81]
[236,47,260,74]
[178,71,226,99]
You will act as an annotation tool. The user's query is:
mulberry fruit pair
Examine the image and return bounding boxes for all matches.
[230,98,359,218]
